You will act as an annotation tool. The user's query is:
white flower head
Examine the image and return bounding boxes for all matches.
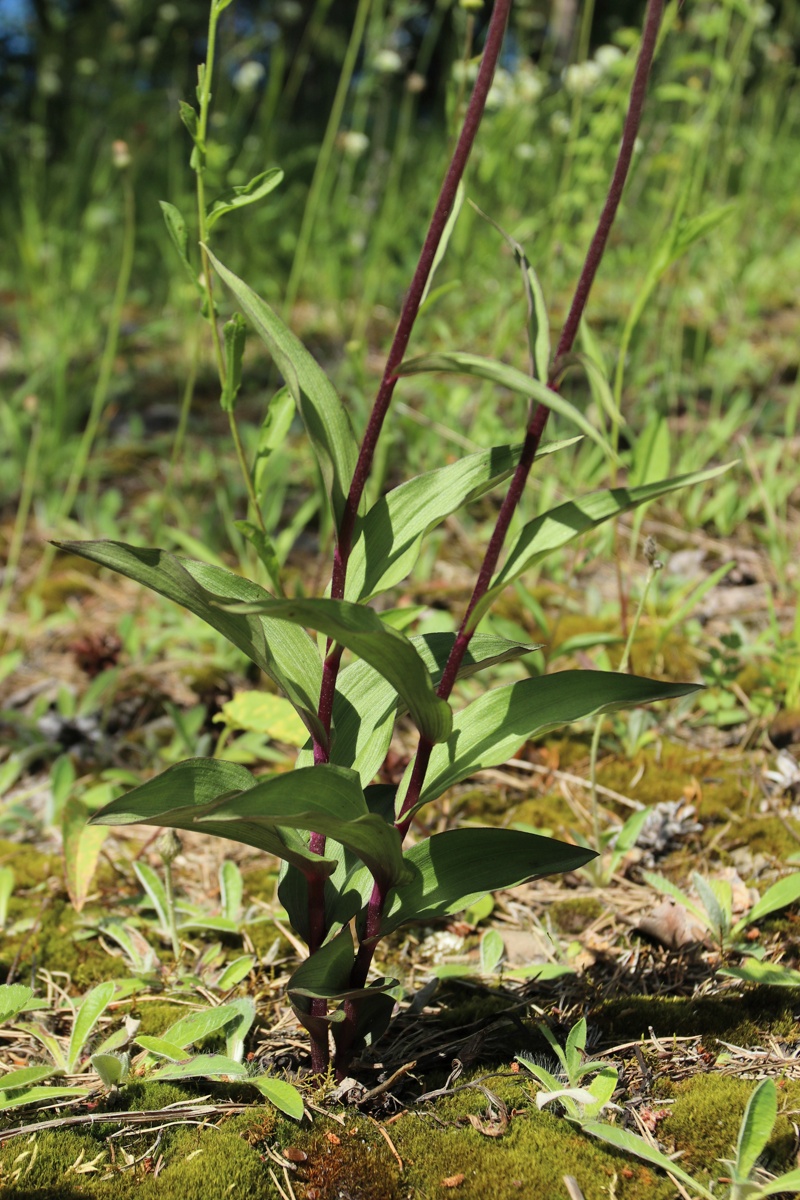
[594,43,623,69]
[514,63,544,103]
[158,3,179,22]
[339,130,369,158]
[233,60,266,93]
[563,60,602,95]
[373,48,403,75]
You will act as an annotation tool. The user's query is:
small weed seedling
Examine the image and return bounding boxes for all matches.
[55,0,728,1079]
[517,1017,619,1121]
[642,868,800,955]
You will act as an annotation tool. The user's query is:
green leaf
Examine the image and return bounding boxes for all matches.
[0,1065,63,1092]
[582,1121,715,1199]
[53,541,325,747]
[330,980,402,1056]
[420,179,464,307]
[136,1035,189,1060]
[215,692,309,746]
[68,981,116,1073]
[735,1079,777,1181]
[206,249,359,530]
[217,955,256,989]
[91,1052,129,1088]
[295,631,536,789]
[0,984,34,1025]
[221,312,247,412]
[473,464,733,628]
[642,871,710,929]
[734,872,800,935]
[346,438,577,602]
[89,759,339,878]
[161,1000,254,1051]
[718,959,800,988]
[159,201,200,290]
[151,1054,247,1081]
[178,100,199,141]
[378,828,595,938]
[206,167,284,230]
[221,597,452,745]
[399,352,617,462]
[62,797,108,915]
[692,873,731,941]
[250,1076,305,1120]
[564,1018,587,1082]
[0,1086,91,1111]
[400,672,701,818]
[133,861,171,934]
[233,521,283,595]
[755,1170,800,1196]
[204,764,411,892]
[479,928,504,975]
[219,860,243,923]
[630,416,670,487]
[583,1067,619,1118]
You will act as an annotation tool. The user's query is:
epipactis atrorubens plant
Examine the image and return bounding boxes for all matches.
[57,0,727,1078]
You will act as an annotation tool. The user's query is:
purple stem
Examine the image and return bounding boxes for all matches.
[303,0,513,1074]
[340,0,667,1062]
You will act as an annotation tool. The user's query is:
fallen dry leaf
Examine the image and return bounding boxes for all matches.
[325,1132,341,1145]
[441,1174,465,1188]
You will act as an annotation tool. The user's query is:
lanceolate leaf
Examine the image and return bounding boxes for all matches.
[469,463,732,629]
[54,541,325,746]
[206,167,284,230]
[399,672,702,818]
[221,597,452,745]
[89,759,339,878]
[735,1079,777,1181]
[294,632,536,787]
[399,352,617,461]
[68,981,116,1073]
[733,872,800,935]
[346,438,578,602]
[62,798,108,915]
[151,1055,247,1081]
[251,1076,305,1120]
[0,1086,91,1111]
[206,249,360,530]
[203,764,411,891]
[377,828,595,938]
[582,1122,715,1200]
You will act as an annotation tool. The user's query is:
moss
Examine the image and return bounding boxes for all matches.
[132,999,196,1038]
[390,1105,676,1200]
[119,1081,194,1111]
[130,1127,275,1199]
[0,1130,105,1195]
[662,1074,797,1178]
[0,899,120,991]
[242,867,279,904]
[595,989,800,1046]
[549,895,605,934]
[0,838,54,888]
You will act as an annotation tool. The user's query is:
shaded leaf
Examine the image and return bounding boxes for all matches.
[221,596,452,745]
[0,984,34,1025]
[735,1079,776,1180]
[89,758,338,878]
[205,764,410,892]
[378,828,595,938]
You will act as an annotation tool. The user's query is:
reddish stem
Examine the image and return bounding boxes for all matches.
[337,0,667,1073]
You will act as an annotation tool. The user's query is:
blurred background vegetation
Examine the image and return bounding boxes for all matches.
[0,0,798,575]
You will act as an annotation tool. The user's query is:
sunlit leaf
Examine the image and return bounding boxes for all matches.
[399,672,701,818]
[62,798,108,915]
[206,249,360,530]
